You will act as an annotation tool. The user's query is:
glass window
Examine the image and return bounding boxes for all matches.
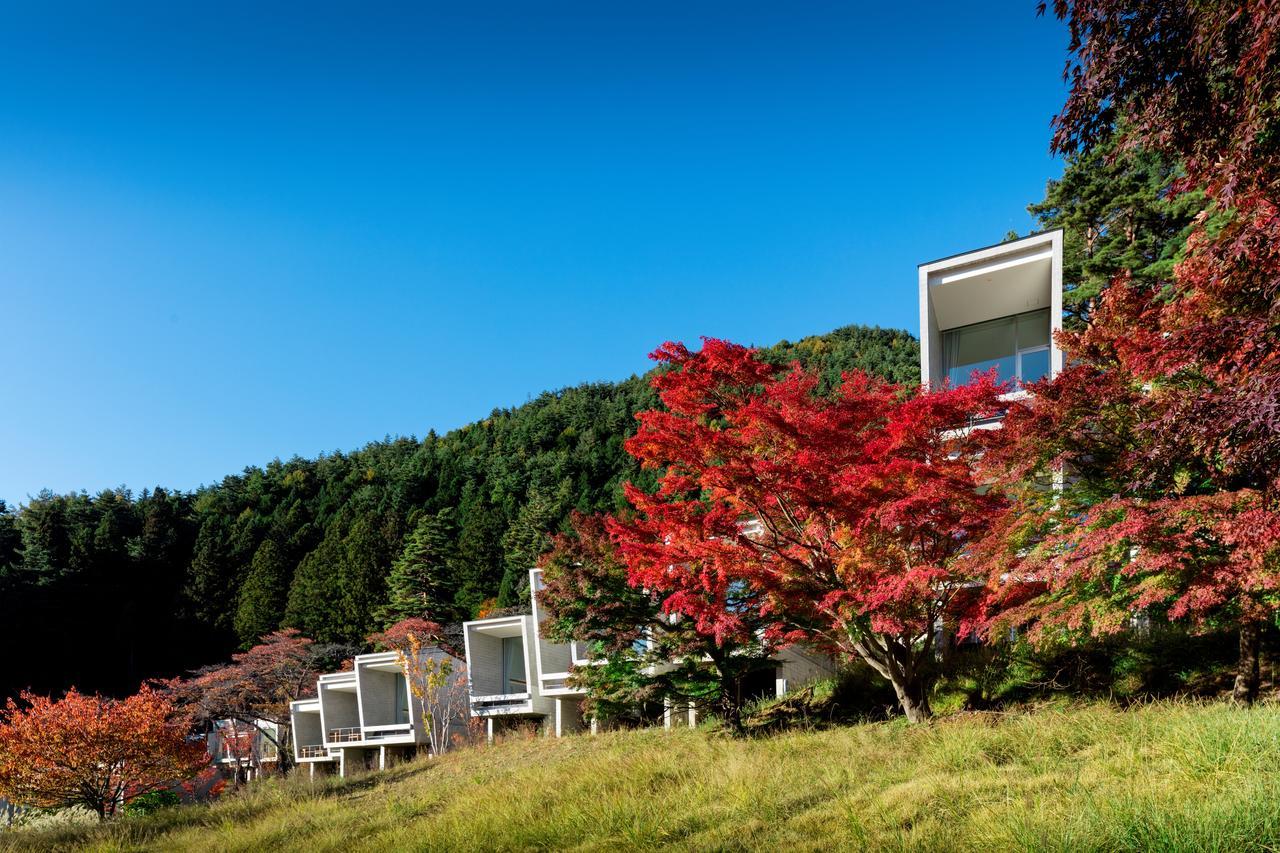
[1019,348,1051,384]
[1016,310,1050,349]
[943,309,1051,387]
[944,316,1016,385]
[395,675,410,724]
[502,636,526,694]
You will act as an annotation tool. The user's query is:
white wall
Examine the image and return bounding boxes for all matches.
[292,710,323,754]
[357,668,401,727]
[466,632,504,695]
[320,686,360,738]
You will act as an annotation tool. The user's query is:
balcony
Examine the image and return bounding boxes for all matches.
[469,691,533,715]
[298,744,329,758]
[943,309,1050,389]
[362,724,413,741]
[327,726,363,743]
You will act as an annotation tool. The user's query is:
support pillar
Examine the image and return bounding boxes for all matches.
[379,746,387,770]
[486,717,495,745]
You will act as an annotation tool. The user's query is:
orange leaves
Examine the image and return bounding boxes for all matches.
[0,686,207,819]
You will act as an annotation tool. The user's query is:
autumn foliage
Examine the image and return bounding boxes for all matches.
[160,629,322,770]
[977,0,1280,703]
[540,511,776,730]
[612,339,1007,722]
[0,687,207,820]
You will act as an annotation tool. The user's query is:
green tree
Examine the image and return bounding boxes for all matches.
[234,539,289,647]
[1021,138,1204,325]
[284,533,345,642]
[453,494,506,616]
[497,487,563,607]
[378,508,460,627]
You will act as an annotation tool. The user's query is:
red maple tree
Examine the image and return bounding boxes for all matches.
[0,687,208,820]
[979,0,1280,702]
[613,339,1006,722]
[160,629,321,772]
[541,511,777,731]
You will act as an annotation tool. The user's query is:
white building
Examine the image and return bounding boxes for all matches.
[208,718,279,782]
[288,698,336,776]
[918,229,1064,391]
[292,646,468,777]
[462,609,558,741]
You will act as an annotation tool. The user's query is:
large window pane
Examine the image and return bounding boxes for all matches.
[1019,348,1051,384]
[502,636,526,694]
[944,309,1053,387]
[944,316,1016,385]
[395,675,410,724]
[1016,309,1050,349]
[952,316,1015,364]
[948,355,1015,386]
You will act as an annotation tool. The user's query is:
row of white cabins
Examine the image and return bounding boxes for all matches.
[212,231,1065,778]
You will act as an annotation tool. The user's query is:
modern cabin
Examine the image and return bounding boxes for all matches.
[918,229,1064,392]
[301,647,467,777]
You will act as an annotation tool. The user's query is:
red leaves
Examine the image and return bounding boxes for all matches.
[0,687,207,818]
[984,491,1280,644]
[614,339,1009,660]
[368,618,449,655]
[982,0,1280,653]
[160,629,320,742]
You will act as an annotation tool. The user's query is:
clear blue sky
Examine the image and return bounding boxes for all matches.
[0,1,1068,506]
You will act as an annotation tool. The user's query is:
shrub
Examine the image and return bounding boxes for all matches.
[124,790,180,816]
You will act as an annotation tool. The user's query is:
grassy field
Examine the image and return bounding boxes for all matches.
[6,700,1280,852]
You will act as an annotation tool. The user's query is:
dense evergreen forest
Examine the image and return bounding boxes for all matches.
[0,325,918,700]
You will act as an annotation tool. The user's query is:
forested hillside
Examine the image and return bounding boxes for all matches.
[0,325,918,700]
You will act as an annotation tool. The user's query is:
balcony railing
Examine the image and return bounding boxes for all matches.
[470,692,532,714]
[298,745,329,758]
[327,727,362,743]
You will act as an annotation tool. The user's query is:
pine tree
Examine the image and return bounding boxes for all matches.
[234,539,289,647]
[1023,138,1204,324]
[283,534,344,642]
[453,495,506,617]
[378,508,460,627]
[496,487,562,607]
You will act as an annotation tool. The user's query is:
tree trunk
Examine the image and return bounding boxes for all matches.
[718,676,745,736]
[889,672,933,724]
[1233,621,1262,706]
[854,635,934,723]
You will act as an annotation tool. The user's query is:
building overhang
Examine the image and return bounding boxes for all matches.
[918,229,1064,388]
[923,244,1054,331]
[320,680,359,694]
[464,616,527,639]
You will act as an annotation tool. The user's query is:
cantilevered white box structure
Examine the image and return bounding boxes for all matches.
[462,610,555,741]
[288,698,335,776]
[460,566,837,738]
[918,229,1064,390]
[298,647,466,777]
[529,568,591,737]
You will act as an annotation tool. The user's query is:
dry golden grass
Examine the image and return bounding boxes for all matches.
[7,700,1280,852]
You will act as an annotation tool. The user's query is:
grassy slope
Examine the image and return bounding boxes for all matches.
[9,701,1280,852]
